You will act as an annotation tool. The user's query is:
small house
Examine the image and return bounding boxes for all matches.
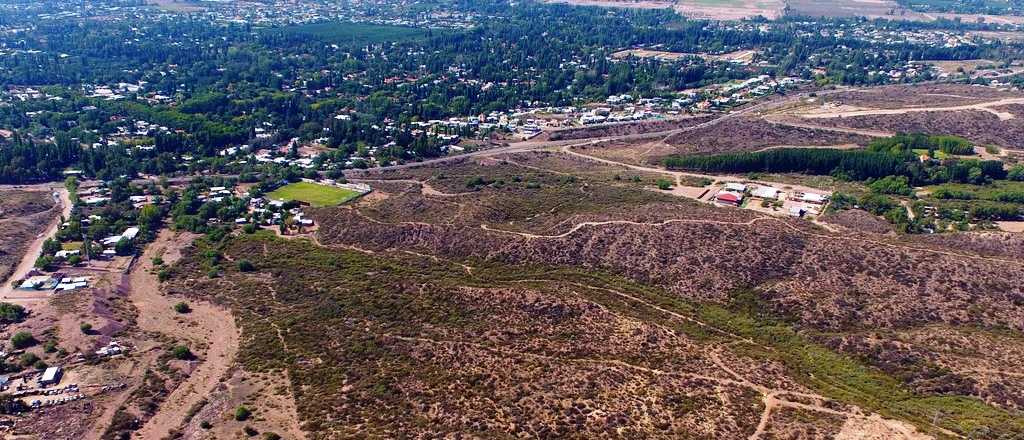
[723,182,748,193]
[39,367,62,387]
[714,191,744,206]
[751,186,780,200]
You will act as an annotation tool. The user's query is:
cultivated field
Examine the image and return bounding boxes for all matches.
[674,0,785,19]
[787,0,901,18]
[267,182,362,207]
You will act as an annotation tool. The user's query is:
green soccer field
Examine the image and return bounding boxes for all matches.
[267,182,362,207]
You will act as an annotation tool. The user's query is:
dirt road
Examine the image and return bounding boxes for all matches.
[116,230,240,439]
[0,186,72,301]
[799,97,1024,121]
[346,89,832,177]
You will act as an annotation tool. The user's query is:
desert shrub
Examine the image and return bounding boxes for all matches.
[11,331,36,349]
[237,260,256,272]
[234,405,252,421]
[173,302,191,314]
[243,426,259,436]
[200,421,212,429]
[171,345,193,360]
[264,433,281,440]
[0,303,26,324]
[79,323,93,334]
[655,179,673,190]
[19,353,39,367]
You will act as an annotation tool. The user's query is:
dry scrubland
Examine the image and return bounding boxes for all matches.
[128,83,1024,438]
[156,148,1024,438]
[810,110,1024,149]
[572,116,872,167]
[773,84,1024,149]
[0,189,57,281]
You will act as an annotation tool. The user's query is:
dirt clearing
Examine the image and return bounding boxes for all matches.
[128,230,240,439]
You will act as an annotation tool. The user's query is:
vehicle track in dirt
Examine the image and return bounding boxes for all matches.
[126,230,241,440]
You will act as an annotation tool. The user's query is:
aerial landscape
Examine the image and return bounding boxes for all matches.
[2,0,1024,439]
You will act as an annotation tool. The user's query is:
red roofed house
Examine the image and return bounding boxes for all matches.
[714,190,744,206]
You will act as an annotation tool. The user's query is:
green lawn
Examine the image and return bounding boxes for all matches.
[267,182,361,207]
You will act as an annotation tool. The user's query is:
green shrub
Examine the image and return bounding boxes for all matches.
[79,323,93,334]
[19,352,39,367]
[0,303,27,324]
[200,421,212,430]
[173,302,191,314]
[234,405,252,421]
[11,331,36,349]
[655,179,673,190]
[237,260,256,272]
[171,345,193,360]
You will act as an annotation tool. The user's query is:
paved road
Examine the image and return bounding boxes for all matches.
[344,88,840,177]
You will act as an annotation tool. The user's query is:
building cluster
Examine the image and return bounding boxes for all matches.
[713,182,830,218]
[0,0,482,29]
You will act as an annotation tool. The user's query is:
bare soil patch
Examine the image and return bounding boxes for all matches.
[660,116,873,160]
[128,230,241,439]
[0,188,57,282]
[787,0,899,18]
[820,84,1024,110]
[809,109,1024,149]
[674,0,785,20]
[548,115,715,142]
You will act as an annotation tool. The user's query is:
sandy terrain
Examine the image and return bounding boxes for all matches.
[787,0,898,18]
[542,0,673,9]
[997,221,1024,233]
[674,0,784,20]
[798,97,1024,122]
[126,230,240,439]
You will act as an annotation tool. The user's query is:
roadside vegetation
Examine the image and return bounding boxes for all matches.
[161,232,1024,438]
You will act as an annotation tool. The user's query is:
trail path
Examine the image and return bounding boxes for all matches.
[128,230,240,439]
